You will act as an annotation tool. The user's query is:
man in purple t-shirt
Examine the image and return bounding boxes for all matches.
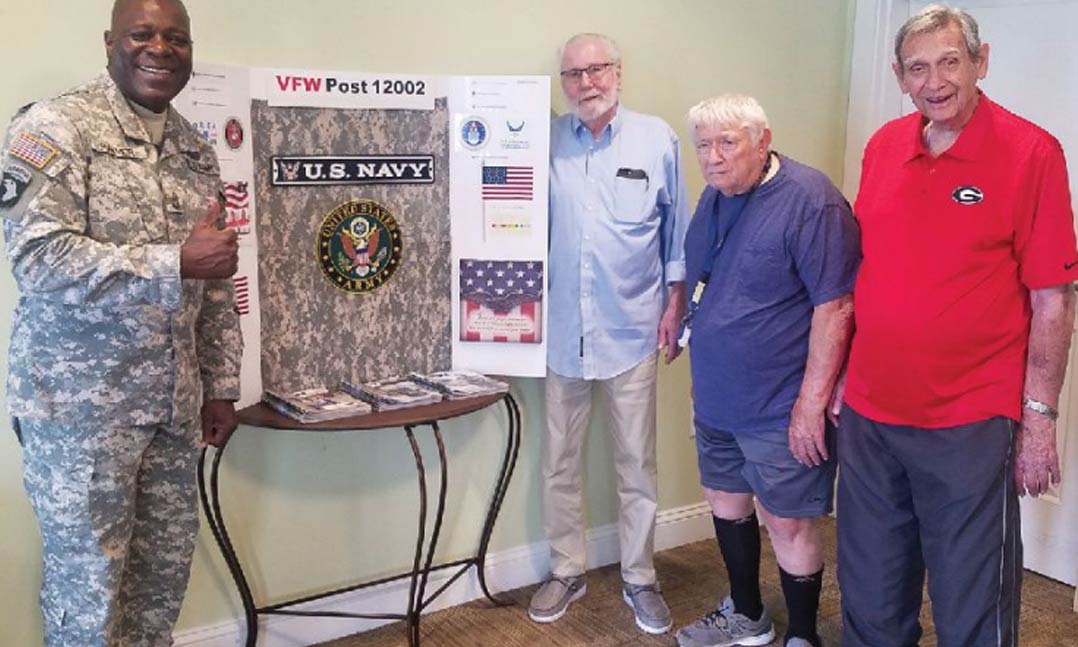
[673,95,860,647]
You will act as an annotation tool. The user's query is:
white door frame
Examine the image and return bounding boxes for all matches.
[843,0,1078,612]
[842,0,909,199]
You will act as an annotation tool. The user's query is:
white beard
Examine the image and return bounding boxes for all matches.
[572,91,618,123]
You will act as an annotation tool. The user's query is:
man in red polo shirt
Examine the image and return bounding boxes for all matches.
[835,4,1077,646]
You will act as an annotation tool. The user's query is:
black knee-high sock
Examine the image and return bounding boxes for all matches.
[779,565,823,646]
[713,513,763,620]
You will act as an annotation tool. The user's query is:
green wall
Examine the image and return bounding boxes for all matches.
[0,1,854,643]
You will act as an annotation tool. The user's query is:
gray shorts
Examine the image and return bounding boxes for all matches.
[694,417,836,518]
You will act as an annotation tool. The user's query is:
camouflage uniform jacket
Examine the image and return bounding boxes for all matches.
[1,73,242,427]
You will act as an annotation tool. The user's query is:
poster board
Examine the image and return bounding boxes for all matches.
[175,64,549,407]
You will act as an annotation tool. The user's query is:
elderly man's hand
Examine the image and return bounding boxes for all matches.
[1014,412,1061,497]
[789,397,828,467]
[658,282,687,364]
[201,399,238,448]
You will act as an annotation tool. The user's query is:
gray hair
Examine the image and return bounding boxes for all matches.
[559,33,622,68]
[687,94,770,146]
[894,4,982,64]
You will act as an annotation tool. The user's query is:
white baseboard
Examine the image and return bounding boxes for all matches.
[174,501,713,647]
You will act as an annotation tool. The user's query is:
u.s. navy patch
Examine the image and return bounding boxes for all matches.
[272,155,434,186]
[316,199,403,293]
[9,133,57,170]
[0,164,33,209]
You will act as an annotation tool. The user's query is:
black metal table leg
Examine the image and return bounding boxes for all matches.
[415,422,450,622]
[474,393,522,605]
[403,425,428,647]
[198,393,521,647]
[198,445,259,647]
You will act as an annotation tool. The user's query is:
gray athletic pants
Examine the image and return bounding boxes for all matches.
[837,406,1021,647]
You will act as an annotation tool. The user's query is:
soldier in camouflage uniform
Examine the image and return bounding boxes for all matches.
[1,1,242,645]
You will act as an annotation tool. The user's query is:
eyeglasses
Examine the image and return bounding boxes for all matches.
[560,62,617,82]
[695,136,744,157]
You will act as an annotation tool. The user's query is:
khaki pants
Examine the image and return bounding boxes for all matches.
[542,353,659,585]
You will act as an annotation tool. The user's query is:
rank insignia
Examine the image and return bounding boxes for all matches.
[9,133,57,170]
[316,199,403,293]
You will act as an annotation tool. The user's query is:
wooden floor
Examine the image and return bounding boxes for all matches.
[317,518,1078,647]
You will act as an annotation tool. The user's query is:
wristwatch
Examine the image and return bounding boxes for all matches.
[1022,396,1059,421]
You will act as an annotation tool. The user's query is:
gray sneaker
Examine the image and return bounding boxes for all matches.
[785,639,817,647]
[675,596,775,647]
[622,582,673,634]
[528,575,586,623]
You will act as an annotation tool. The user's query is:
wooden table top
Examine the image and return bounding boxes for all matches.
[237,392,508,432]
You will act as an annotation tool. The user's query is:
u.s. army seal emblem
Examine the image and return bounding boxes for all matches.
[316,199,402,293]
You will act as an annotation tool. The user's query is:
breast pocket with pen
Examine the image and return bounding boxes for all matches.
[612,167,653,224]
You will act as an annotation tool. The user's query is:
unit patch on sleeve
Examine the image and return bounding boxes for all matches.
[9,133,58,170]
[272,155,434,186]
[0,164,33,209]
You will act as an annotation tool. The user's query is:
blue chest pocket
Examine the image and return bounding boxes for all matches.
[612,174,653,224]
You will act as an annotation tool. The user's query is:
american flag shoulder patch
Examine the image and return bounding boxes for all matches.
[9,133,59,170]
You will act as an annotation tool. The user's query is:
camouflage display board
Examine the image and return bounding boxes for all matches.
[251,98,451,392]
[176,67,550,404]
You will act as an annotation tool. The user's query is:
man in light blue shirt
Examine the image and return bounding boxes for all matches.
[527,32,688,636]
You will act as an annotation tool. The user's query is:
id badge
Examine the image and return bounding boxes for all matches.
[678,281,707,348]
[677,315,693,348]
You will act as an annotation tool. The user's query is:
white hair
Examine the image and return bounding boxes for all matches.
[895,4,982,64]
[558,32,622,68]
[687,94,770,146]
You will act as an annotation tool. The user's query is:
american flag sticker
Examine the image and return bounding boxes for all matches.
[223,181,249,209]
[482,165,533,201]
[233,275,251,316]
[9,133,58,170]
[222,181,252,237]
[459,259,543,343]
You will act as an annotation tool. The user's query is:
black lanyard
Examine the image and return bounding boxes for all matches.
[698,151,774,286]
[678,152,775,348]
[701,193,748,284]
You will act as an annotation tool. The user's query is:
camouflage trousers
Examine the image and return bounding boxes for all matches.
[19,417,201,647]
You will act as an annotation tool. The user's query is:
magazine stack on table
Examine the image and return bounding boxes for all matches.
[262,387,372,424]
[408,370,510,400]
[340,376,444,411]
